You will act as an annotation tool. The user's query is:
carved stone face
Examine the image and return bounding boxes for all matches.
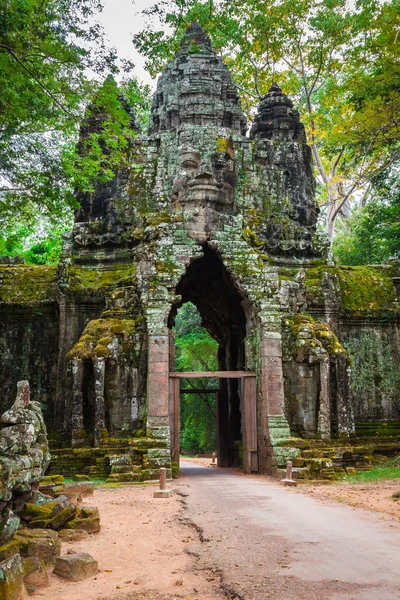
[172,135,235,208]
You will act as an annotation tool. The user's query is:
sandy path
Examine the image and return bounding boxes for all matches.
[297,480,400,519]
[35,485,221,600]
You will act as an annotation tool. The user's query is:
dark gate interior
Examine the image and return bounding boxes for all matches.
[168,244,247,466]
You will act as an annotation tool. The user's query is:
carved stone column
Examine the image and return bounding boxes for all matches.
[93,358,106,447]
[318,360,331,439]
[71,358,85,447]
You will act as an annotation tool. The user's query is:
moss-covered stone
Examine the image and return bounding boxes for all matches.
[40,475,64,486]
[283,314,349,363]
[66,317,141,360]
[0,265,58,305]
[65,264,136,294]
[303,265,399,318]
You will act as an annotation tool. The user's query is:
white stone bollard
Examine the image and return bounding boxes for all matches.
[280,460,297,487]
[211,452,216,466]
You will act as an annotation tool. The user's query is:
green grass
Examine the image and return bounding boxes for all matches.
[346,462,400,483]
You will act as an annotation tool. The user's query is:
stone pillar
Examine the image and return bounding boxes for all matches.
[93,358,106,447]
[318,360,331,439]
[147,335,169,424]
[259,331,295,473]
[71,358,85,447]
[335,355,355,437]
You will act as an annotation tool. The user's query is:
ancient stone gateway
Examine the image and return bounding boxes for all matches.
[0,23,399,481]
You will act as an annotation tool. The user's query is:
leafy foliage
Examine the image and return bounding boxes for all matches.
[0,0,151,252]
[0,222,67,264]
[175,303,218,454]
[333,170,400,265]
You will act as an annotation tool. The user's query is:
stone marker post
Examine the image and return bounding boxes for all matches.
[280,460,297,487]
[160,467,166,491]
[154,467,172,498]
[211,453,216,465]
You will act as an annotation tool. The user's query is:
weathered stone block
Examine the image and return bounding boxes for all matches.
[0,554,27,600]
[72,474,90,481]
[22,557,49,589]
[0,510,20,546]
[53,552,98,581]
[16,529,61,565]
[39,475,64,486]
[66,517,100,533]
[47,504,76,530]
[58,529,88,542]
[63,482,95,496]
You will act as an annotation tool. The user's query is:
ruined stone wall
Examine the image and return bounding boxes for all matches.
[341,322,400,421]
[0,266,59,420]
[302,263,400,424]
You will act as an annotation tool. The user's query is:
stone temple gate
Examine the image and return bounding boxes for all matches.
[0,24,399,480]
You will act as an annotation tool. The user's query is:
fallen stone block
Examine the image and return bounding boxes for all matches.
[47,505,76,531]
[19,503,52,522]
[0,553,28,600]
[72,474,90,482]
[58,529,88,542]
[77,505,99,520]
[53,552,98,581]
[22,557,49,588]
[66,517,100,533]
[55,491,82,504]
[345,467,358,476]
[39,475,64,486]
[63,482,95,496]
[0,509,20,546]
[153,489,172,498]
[0,538,24,562]
[16,529,61,565]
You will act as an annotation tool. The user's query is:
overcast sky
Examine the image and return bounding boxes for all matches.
[97,0,168,87]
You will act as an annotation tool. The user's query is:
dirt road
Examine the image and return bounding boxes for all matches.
[178,460,400,600]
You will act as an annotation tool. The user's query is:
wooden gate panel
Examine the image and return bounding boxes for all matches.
[242,376,258,474]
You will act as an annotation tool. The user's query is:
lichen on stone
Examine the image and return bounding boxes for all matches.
[66,318,141,360]
[283,314,350,364]
[0,265,58,304]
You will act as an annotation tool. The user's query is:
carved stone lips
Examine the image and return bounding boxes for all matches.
[189,181,219,193]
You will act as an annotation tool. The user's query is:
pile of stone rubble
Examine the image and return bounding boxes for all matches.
[0,382,100,598]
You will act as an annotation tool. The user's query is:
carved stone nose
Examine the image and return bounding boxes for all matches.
[195,165,213,180]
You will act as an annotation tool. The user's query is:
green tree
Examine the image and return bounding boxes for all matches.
[332,169,400,265]
[174,302,218,454]
[0,0,152,246]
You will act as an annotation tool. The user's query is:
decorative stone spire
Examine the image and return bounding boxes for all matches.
[149,23,247,135]
[250,82,306,142]
[177,21,213,55]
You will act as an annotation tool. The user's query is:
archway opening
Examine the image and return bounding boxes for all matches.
[169,244,247,467]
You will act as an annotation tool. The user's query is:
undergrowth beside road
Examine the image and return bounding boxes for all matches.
[346,461,400,483]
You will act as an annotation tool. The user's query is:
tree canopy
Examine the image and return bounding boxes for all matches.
[0,0,150,259]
